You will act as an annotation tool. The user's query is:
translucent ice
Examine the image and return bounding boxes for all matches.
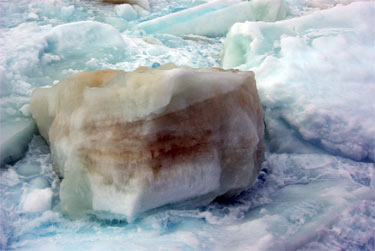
[114,4,138,21]
[40,21,128,79]
[137,0,287,37]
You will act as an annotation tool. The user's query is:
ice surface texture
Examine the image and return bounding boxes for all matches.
[223,2,375,162]
[137,0,287,37]
[1,140,373,250]
[30,66,264,222]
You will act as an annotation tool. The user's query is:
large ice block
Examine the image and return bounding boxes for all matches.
[30,66,264,221]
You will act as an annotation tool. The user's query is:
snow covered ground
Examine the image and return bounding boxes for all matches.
[0,0,374,250]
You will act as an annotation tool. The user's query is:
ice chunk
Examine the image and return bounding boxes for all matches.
[40,21,129,79]
[30,177,50,189]
[137,0,286,37]
[114,4,138,21]
[22,188,53,213]
[30,66,264,221]
[0,119,35,167]
[102,0,150,11]
[222,2,375,161]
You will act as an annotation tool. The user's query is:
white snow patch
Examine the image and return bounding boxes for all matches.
[22,188,53,213]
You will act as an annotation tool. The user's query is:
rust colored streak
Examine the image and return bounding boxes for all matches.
[146,90,238,172]
[149,133,213,160]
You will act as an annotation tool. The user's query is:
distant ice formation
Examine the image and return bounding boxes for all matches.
[137,0,286,37]
[30,66,264,221]
[102,0,150,11]
[114,4,138,21]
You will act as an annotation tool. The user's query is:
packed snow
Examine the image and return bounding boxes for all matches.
[0,0,374,250]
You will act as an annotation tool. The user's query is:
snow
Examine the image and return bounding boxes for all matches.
[22,188,53,213]
[223,2,375,162]
[0,0,374,250]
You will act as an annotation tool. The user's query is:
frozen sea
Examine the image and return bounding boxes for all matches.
[0,0,374,250]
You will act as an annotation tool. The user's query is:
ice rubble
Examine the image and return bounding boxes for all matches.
[137,0,287,37]
[1,144,373,250]
[223,2,375,161]
[30,66,264,221]
[0,0,374,249]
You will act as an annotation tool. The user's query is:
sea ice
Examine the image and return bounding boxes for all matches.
[137,0,287,37]
[114,4,138,21]
[1,146,373,250]
[0,0,374,250]
[30,66,264,221]
[223,1,375,161]
[40,21,129,79]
